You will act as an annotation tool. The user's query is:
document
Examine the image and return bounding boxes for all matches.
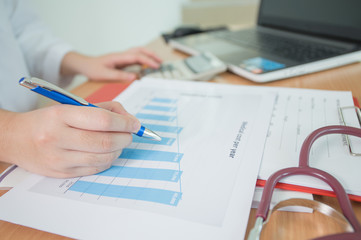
[0,165,28,190]
[257,88,361,196]
[0,79,275,240]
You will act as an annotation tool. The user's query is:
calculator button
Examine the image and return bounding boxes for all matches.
[148,72,163,78]
[162,70,172,79]
[177,65,193,79]
[171,70,182,79]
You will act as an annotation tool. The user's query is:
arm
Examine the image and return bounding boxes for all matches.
[10,1,162,85]
[0,102,140,178]
[8,0,73,86]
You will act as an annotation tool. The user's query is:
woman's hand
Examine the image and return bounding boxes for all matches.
[61,47,162,81]
[0,101,139,178]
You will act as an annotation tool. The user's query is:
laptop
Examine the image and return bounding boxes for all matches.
[169,0,361,82]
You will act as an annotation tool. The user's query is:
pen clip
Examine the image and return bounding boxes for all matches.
[19,77,89,106]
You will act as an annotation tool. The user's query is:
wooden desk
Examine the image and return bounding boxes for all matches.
[1,38,361,239]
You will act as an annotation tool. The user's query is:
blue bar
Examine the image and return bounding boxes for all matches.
[143,124,183,134]
[135,113,175,122]
[119,148,183,162]
[143,105,176,112]
[69,181,182,206]
[97,166,182,182]
[132,136,175,146]
[151,98,177,104]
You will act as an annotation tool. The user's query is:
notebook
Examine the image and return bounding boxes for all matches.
[169,0,361,82]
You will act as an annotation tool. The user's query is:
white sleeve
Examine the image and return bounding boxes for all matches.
[7,0,73,87]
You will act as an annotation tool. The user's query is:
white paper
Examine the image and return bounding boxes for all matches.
[0,166,30,190]
[258,88,361,195]
[0,78,275,240]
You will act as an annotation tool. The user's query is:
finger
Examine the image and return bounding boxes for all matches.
[68,163,113,177]
[114,53,161,69]
[62,150,124,177]
[68,165,110,177]
[96,101,128,115]
[136,48,163,63]
[55,105,140,133]
[95,101,140,129]
[49,158,115,178]
[58,127,133,153]
[62,148,123,168]
[24,149,121,178]
[101,68,137,81]
[96,101,137,122]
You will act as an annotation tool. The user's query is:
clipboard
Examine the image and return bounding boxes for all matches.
[257,98,361,202]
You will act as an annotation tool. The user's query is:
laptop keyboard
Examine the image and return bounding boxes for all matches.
[211,29,348,62]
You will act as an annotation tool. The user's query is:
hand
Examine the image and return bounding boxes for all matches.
[61,47,162,81]
[0,102,140,178]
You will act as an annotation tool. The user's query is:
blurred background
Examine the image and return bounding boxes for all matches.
[30,0,259,89]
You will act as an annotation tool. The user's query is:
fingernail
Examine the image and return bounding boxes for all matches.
[152,63,160,69]
[133,120,141,132]
[128,74,136,81]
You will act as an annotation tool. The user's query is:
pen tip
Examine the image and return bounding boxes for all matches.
[143,128,162,141]
[153,134,162,142]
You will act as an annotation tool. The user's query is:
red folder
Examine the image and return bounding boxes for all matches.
[85,82,133,103]
[88,82,361,202]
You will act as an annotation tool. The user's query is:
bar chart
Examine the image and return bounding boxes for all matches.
[28,79,273,226]
[68,96,184,206]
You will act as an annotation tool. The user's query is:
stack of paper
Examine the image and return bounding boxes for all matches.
[0,78,359,239]
[0,79,275,240]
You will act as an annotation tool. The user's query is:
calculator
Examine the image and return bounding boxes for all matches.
[141,52,227,81]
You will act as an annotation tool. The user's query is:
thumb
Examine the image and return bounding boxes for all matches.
[96,101,128,115]
[96,101,141,131]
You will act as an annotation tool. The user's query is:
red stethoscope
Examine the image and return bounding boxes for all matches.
[248,125,361,240]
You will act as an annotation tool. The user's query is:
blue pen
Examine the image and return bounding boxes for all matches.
[19,77,161,141]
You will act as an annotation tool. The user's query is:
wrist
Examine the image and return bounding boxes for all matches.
[0,110,21,165]
[60,51,91,77]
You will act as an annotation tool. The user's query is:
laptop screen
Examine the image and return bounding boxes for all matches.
[258,0,361,42]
